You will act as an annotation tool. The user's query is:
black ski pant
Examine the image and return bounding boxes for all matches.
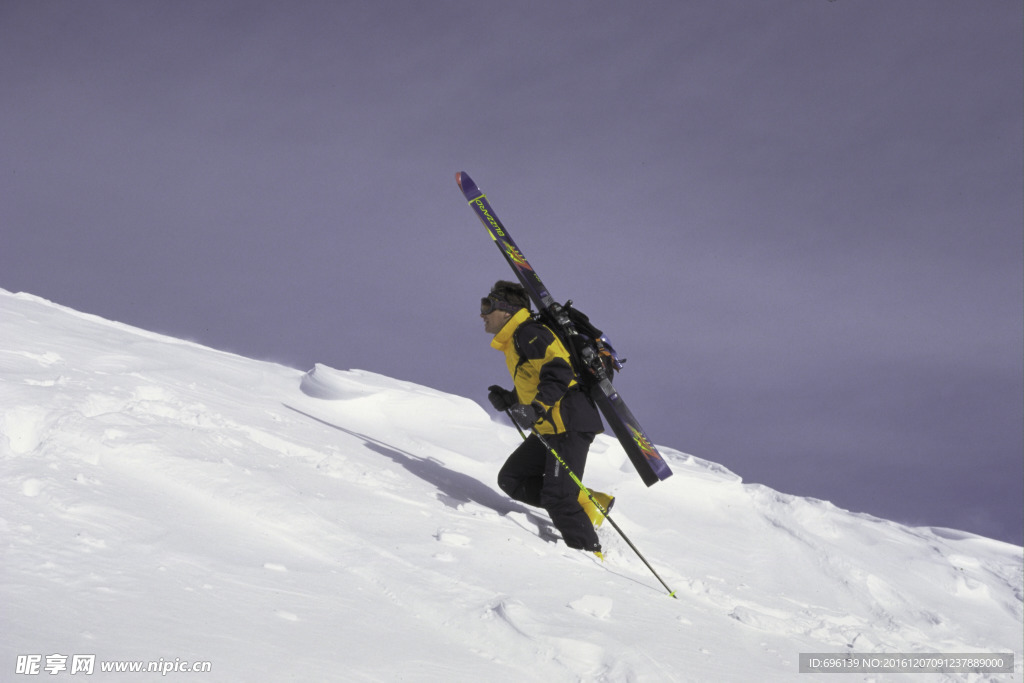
[497,431,600,552]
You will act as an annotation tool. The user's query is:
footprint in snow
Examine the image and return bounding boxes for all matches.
[434,530,471,547]
[21,478,44,497]
[568,595,613,620]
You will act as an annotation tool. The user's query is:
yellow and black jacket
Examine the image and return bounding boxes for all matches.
[491,309,603,435]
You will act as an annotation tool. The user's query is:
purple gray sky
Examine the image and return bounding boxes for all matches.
[3,1,1021,545]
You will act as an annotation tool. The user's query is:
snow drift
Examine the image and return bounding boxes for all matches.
[1,289,1020,681]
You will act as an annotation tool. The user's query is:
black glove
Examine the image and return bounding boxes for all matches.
[487,385,518,412]
[508,401,546,429]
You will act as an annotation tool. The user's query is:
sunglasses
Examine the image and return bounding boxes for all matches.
[480,296,520,315]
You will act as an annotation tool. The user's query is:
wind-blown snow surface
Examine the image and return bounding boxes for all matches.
[1,289,1020,682]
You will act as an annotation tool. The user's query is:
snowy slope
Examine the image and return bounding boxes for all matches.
[1,289,1020,682]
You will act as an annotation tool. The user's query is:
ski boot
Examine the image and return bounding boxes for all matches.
[578,490,615,528]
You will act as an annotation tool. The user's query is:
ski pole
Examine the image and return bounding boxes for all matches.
[505,410,677,599]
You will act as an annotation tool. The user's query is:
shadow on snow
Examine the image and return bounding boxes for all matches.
[282,404,557,542]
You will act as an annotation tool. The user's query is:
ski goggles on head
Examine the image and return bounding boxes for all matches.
[480,296,519,315]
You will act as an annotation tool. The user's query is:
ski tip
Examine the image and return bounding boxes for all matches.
[456,171,480,199]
